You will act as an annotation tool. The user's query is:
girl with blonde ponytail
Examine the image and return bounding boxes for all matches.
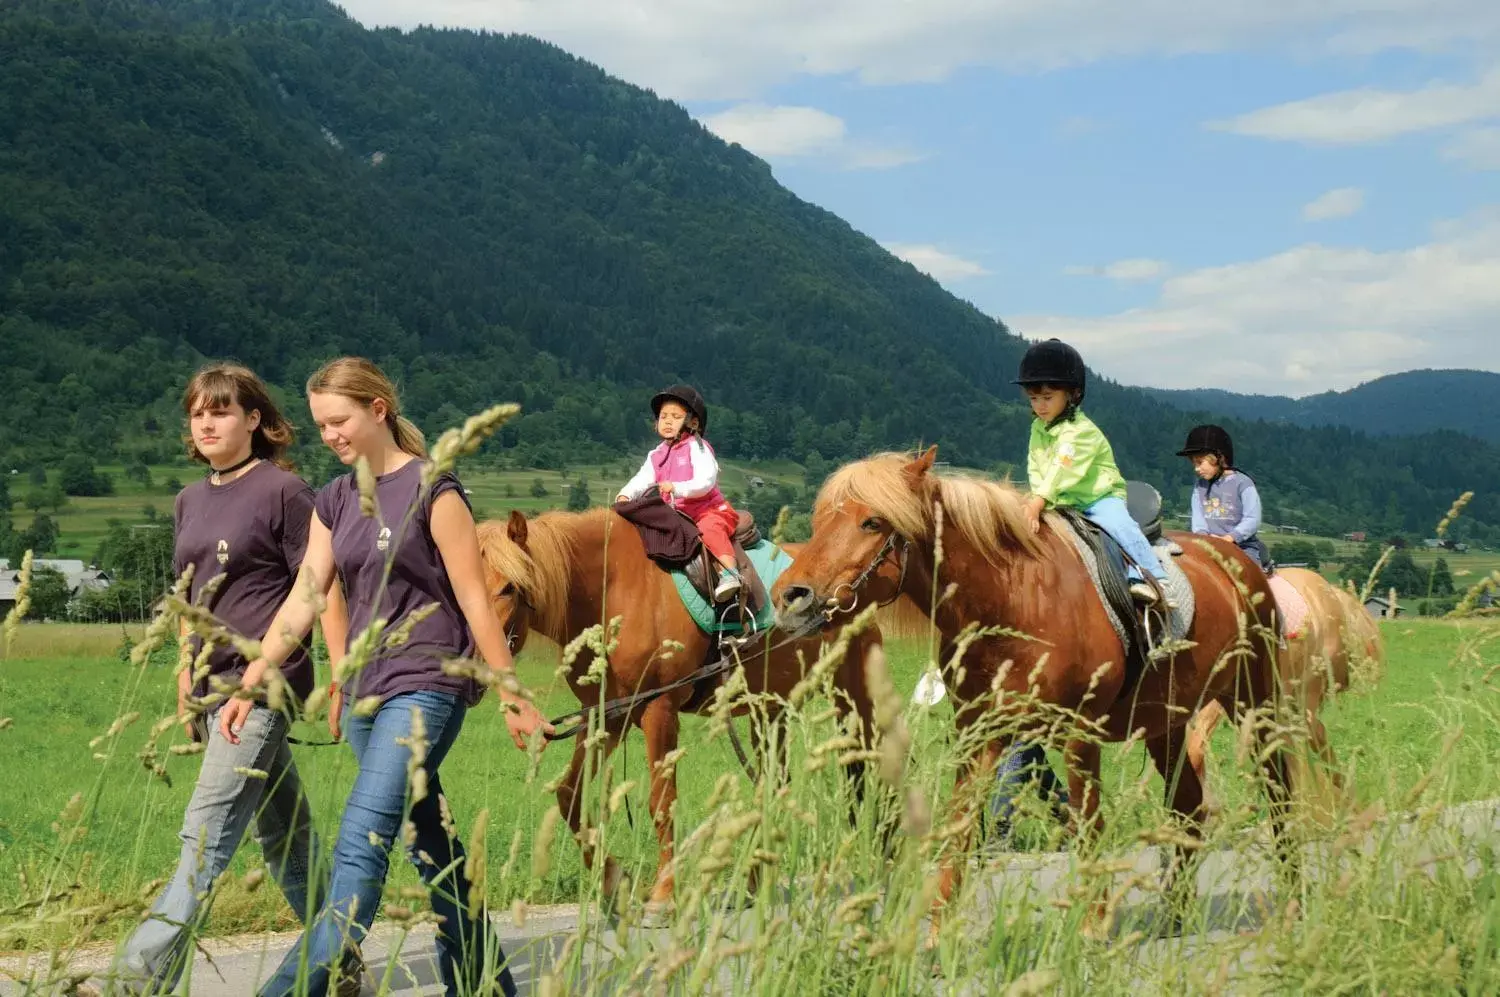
[226,357,547,997]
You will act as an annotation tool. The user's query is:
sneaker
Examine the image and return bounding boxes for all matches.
[1129,581,1160,606]
[713,568,743,602]
[334,949,367,997]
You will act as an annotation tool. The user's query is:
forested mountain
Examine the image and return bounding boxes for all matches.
[2,0,1499,545]
[1147,370,1500,444]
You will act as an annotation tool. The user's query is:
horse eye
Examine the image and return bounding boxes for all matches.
[497,582,516,598]
[860,517,884,533]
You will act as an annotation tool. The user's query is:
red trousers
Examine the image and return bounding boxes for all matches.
[694,504,740,561]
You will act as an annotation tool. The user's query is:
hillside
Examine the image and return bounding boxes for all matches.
[2,0,1499,547]
[1146,370,1500,444]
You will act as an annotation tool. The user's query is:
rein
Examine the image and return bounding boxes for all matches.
[540,628,805,742]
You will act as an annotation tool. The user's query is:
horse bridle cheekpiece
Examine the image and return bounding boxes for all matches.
[826,527,911,619]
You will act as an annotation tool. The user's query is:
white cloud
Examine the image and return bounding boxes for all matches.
[699,103,923,170]
[1211,69,1500,145]
[1302,187,1367,221]
[1064,258,1171,281]
[1009,210,1500,395]
[336,0,1500,100]
[882,243,989,281]
[1444,127,1500,169]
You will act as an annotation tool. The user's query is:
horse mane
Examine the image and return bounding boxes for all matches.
[476,508,607,640]
[817,452,1045,567]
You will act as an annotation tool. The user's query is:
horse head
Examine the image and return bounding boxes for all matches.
[772,446,936,636]
[478,510,538,655]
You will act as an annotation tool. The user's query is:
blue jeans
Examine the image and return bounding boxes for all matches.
[988,742,1069,839]
[258,691,517,997]
[113,704,322,994]
[1083,495,1167,581]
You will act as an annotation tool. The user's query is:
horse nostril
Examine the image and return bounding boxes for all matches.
[780,584,815,610]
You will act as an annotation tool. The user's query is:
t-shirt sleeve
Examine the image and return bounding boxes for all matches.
[280,480,316,573]
[425,472,472,515]
[172,490,187,579]
[1190,487,1208,534]
[314,478,342,530]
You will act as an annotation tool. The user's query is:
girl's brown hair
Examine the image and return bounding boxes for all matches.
[305,357,427,458]
[182,363,296,468]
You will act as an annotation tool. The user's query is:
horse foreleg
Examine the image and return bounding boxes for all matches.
[835,631,883,816]
[640,696,682,907]
[1145,728,1207,924]
[1186,700,1227,818]
[1064,737,1114,937]
[930,736,1002,944]
[555,727,625,904]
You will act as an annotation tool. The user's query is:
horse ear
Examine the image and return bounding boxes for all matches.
[904,445,938,487]
[507,509,529,548]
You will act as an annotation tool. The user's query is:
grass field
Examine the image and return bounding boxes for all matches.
[3,617,1499,967]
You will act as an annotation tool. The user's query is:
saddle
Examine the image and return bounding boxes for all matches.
[612,494,771,627]
[1056,480,1180,694]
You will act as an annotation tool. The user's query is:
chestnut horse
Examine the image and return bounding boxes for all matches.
[771,448,1295,912]
[476,509,883,908]
[1187,567,1384,818]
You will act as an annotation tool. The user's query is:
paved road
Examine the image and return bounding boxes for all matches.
[7,799,1497,995]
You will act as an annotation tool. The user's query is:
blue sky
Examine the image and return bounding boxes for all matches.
[341,0,1500,396]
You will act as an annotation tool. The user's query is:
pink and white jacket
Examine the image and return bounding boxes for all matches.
[617,436,732,520]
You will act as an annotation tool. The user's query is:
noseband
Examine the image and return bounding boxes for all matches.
[825,528,911,619]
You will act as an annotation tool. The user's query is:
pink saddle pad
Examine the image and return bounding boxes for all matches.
[1267,573,1309,639]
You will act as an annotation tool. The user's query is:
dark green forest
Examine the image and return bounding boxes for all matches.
[2,0,1499,547]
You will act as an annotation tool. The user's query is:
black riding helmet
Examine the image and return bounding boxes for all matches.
[1176,424,1235,469]
[1013,338,1087,402]
[651,384,709,435]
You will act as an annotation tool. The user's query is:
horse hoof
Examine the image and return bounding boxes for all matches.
[640,899,676,928]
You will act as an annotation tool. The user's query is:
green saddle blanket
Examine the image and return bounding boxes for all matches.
[671,540,793,634]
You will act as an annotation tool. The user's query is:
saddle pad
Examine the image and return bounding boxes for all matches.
[1057,522,1195,653]
[672,540,793,634]
[1267,573,1308,640]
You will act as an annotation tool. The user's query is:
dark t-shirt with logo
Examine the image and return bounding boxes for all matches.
[314,459,481,706]
[173,462,316,703]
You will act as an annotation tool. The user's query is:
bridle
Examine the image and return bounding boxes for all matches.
[823,527,912,620]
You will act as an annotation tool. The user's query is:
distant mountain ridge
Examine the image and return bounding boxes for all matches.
[1145,370,1500,444]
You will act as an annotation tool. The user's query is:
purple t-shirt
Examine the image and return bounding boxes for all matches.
[315,459,482,706]
[173,462,316,703]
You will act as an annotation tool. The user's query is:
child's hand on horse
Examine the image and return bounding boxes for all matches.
[1025,495,1046,534]
[658,481,675,496]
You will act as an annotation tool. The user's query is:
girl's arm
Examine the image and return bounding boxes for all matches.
[321,576,349,740]
[429,490,553,750]
[1233,481,1264,542]
[1029,423,1093,506]
[673,439,719,499]
[220,517,336,742]
[616,456,656,502]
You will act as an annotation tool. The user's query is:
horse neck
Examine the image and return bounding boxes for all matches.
[901,525,1057,641]
[535,511,624,643]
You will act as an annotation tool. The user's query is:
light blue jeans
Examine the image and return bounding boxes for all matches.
[258,690,517,997]
[111,704,322,994]
[1083,495,1168,581]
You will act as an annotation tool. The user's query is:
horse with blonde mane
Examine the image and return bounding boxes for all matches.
[476,509,883,910]
[772,447,1297,915]
[1187,567,1384,820]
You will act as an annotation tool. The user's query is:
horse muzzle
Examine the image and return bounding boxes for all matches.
[774,583,827,637]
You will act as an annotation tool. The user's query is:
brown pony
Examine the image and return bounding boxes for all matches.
[476,509,883,909]
[1187,567,1384,819]
[771,448,1294,913]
